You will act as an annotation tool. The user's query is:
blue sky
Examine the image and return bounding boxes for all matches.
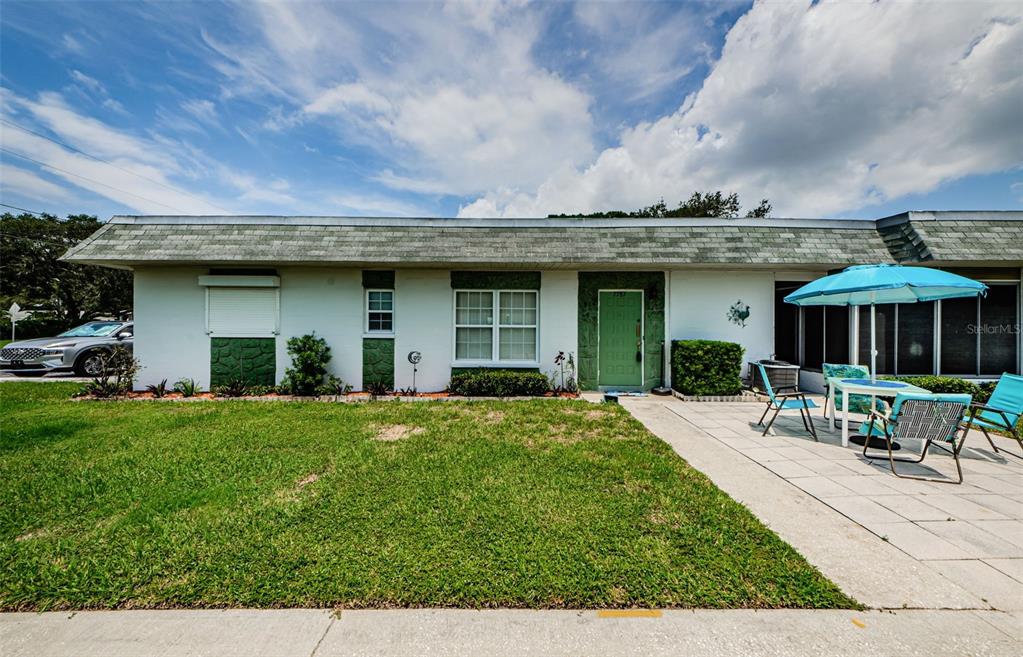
[1,0,1020,220]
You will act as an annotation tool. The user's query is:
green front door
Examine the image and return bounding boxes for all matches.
[598,291,643,387]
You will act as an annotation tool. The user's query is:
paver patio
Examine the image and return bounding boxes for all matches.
[622,395,1023,612]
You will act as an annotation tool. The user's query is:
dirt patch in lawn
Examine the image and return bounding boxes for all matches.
[374,424,424,442]
[296,473,320,488]
[15,528,51,542]
[485,410,506,423]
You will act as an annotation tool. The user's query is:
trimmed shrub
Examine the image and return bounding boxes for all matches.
[81,346,140,397]
[883,375,998,404]
[280,333,331,396]
[173,378,200,397]
[317,375,352,396]
[449,370,550,397]
[212,379,248,398]
[882,375,979,397]
[671,340,744,396]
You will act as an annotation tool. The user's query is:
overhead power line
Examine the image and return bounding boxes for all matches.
[0,202,49,216]
[0,147,191,213]
[0,118,234,215]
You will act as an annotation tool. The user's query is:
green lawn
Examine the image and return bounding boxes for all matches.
[0,339,10,349]
[0,383,855,611]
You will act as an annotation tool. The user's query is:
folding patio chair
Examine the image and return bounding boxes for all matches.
[754,363,818,440]
[962,373,1023,460]
[860,392,973,484]
[822,362,888,428]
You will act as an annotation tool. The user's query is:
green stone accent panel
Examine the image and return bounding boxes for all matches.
[450,271,541,290]
[362,338,395,390]
[577,272,665,391]
[210,338,276,386]
[362,270,395,288]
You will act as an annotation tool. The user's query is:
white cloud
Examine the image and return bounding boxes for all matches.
[461,0,1023,217]
[572,2,707,102]
[204,0,596,196]
[1,91,301,214]
[61,33,86,54]
[181,99,220,127]
[67,70,129,116]
[69,70,104,94]
[328,192,429,217]
[0,164,76,202]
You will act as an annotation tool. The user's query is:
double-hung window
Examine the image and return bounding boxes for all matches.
[454,290,537,363]
[366,290,394,333]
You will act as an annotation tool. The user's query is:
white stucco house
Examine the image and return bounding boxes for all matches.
[62,211,1023,392]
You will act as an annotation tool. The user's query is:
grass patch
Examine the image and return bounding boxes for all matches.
[0,383,856,610]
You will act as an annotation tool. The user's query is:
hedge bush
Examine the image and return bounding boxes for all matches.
[883,375,997,404]
[280,333,331,395]
[671,340,744,396]
[449,370,550,397]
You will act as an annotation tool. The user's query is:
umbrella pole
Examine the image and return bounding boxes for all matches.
[870,303,877,384]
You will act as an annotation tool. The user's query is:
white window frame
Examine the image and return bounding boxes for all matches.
[364,289,395,336]
[452,289,539,366]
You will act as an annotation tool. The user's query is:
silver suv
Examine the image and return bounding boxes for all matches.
[0,321,133,377]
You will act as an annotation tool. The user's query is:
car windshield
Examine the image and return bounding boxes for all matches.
[57,322,124,337]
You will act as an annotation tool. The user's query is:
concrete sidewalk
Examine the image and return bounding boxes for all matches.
[2,608,1021,657]
[620,396,1023,611]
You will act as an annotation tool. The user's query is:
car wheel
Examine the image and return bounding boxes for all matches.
[75,351,107,377]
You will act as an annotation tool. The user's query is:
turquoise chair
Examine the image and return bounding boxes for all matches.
[822,363,888,427]
[860,392,973,484]
[963,373,1023,460]
[754,363,819,440]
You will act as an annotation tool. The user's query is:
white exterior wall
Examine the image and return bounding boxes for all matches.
[668,270,776,379]
[393,269,453,392]
[539,270,578,382]
[133,267,210,389]
[277,267,363,387]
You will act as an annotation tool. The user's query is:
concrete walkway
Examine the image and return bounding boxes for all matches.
[620,396,1023,612]
[2,608,1021,657]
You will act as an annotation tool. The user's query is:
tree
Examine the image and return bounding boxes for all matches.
[0,213,132,336]
[549,191,772,219]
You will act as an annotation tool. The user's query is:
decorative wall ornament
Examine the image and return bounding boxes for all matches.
[727,300,751,328]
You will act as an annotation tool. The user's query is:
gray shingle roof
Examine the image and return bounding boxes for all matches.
[62,212,1023,269]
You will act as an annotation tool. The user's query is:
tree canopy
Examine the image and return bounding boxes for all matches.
[1,213,132,336]
[549,191,772,219]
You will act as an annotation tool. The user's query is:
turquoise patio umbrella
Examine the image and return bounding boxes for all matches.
[784,264,987,382]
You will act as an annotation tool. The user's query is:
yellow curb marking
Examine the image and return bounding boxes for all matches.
[851,618,866,628]
[597,610,662,618]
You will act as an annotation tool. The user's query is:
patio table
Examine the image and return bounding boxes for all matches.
[826,377,932,447]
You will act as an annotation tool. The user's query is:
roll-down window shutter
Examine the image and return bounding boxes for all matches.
[207,288,278,336]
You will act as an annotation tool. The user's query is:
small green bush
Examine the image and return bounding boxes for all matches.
[671,340,744,396]
[173,378,200,397]
[449,370,550,397]
[883,375,979,397]
[883,375,1000,404]
[280,333,331,396]
[82,346,140,397]
[212,379,248,398]
[145,379,169,398]
[317,375,352,396]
